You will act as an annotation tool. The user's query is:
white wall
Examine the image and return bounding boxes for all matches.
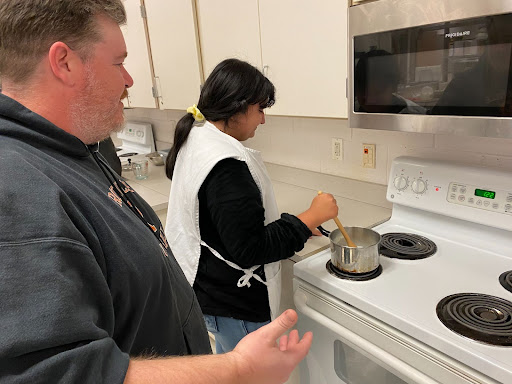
[125,108,512,186]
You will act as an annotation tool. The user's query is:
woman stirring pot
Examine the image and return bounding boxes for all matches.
[165,59,338,354]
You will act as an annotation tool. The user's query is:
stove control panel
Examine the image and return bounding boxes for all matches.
[447,182,512,215]
[390,169,430,197]
[387,157,512,231]
[117,122,153,145]
[115,122,155,156]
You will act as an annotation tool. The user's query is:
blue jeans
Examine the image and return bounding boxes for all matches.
[203,314,270,354]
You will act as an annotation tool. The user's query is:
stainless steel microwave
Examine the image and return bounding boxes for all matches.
[349,0,512,138]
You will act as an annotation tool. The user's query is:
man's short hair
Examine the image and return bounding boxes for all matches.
[0,0,126,84]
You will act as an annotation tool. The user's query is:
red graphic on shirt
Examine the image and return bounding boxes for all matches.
[160,243,169,258]
[120,180,135,194]
[108,186,123,207]
[159,228,169,248]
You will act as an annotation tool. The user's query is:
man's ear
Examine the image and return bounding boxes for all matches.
[48,41,84,86]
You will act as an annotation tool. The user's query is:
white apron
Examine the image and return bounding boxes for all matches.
[165,121,282,320]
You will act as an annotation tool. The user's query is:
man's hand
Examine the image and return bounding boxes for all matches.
[229,309,312,384]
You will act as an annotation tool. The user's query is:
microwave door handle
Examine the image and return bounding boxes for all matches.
[294,291,439,384]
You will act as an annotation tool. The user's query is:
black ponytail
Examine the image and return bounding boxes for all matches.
[165,113,195,179]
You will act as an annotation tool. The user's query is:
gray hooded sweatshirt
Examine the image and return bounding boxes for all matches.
[0,93,211,384]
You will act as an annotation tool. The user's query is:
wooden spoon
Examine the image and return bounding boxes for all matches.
[318,191,357,248]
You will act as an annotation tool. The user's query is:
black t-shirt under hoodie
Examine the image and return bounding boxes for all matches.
[0,93,211,384]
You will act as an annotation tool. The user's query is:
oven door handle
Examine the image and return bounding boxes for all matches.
[294,291,439,384]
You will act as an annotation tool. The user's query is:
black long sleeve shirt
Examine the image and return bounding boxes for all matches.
[195,158,311,322]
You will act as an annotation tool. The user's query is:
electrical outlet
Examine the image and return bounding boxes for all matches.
[332,138,343,160]
[362,143,376,168]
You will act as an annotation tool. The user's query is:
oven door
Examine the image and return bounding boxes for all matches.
[293,280,496,384]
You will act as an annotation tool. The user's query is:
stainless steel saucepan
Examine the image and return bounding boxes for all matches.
[318,226,381,274]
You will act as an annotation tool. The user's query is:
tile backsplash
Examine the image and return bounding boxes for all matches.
[124,107,512,186]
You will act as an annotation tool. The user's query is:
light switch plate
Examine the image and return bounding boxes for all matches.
[362,143,376,168]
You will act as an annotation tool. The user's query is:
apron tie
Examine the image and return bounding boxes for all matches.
[201,241,267,288]
[237,265,267,288]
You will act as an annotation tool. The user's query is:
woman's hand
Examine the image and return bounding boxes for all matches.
[297,192,338,232]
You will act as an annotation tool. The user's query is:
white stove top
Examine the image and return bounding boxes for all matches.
[294,157,512,383]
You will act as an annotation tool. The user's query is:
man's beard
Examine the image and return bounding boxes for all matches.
[70,66,127,144]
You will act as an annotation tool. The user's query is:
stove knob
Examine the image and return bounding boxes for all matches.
[393,176,408,191]
[412,179,427,194]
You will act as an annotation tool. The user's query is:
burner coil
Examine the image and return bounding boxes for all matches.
[437,293,512,346]
[380,233,437,260]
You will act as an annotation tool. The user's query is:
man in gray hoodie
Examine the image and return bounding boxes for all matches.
[0,1,312,383]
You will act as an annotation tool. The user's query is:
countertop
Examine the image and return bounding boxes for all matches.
[122,155,171,212]
[122,156,392,260]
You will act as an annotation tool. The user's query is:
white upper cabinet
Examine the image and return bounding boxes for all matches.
[144,0,203,110]
[258,0,348,118]
[196,0,262,78]
[121,0,157,108]
[120,0,348,116]
[196,0,348,118]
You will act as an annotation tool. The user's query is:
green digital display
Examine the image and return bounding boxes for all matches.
[475,189,496,199]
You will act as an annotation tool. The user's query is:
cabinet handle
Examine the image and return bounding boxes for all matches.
[152,76,162,98]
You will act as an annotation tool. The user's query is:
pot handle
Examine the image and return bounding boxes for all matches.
[317,225,330,237]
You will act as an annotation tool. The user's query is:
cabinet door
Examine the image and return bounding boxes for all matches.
[121,0,157,108]
[259,0,348,118]
[144,0,203,110]
[196,0,262,78]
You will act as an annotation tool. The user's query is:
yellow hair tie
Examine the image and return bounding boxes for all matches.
[186,104,205,122]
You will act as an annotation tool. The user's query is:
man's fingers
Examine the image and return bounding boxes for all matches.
[287,329,299,348]
[294,331,313,357]
[300,331,313,345]
[259,309,298,344]
[279,334,288,351]
[281,331,313,365]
